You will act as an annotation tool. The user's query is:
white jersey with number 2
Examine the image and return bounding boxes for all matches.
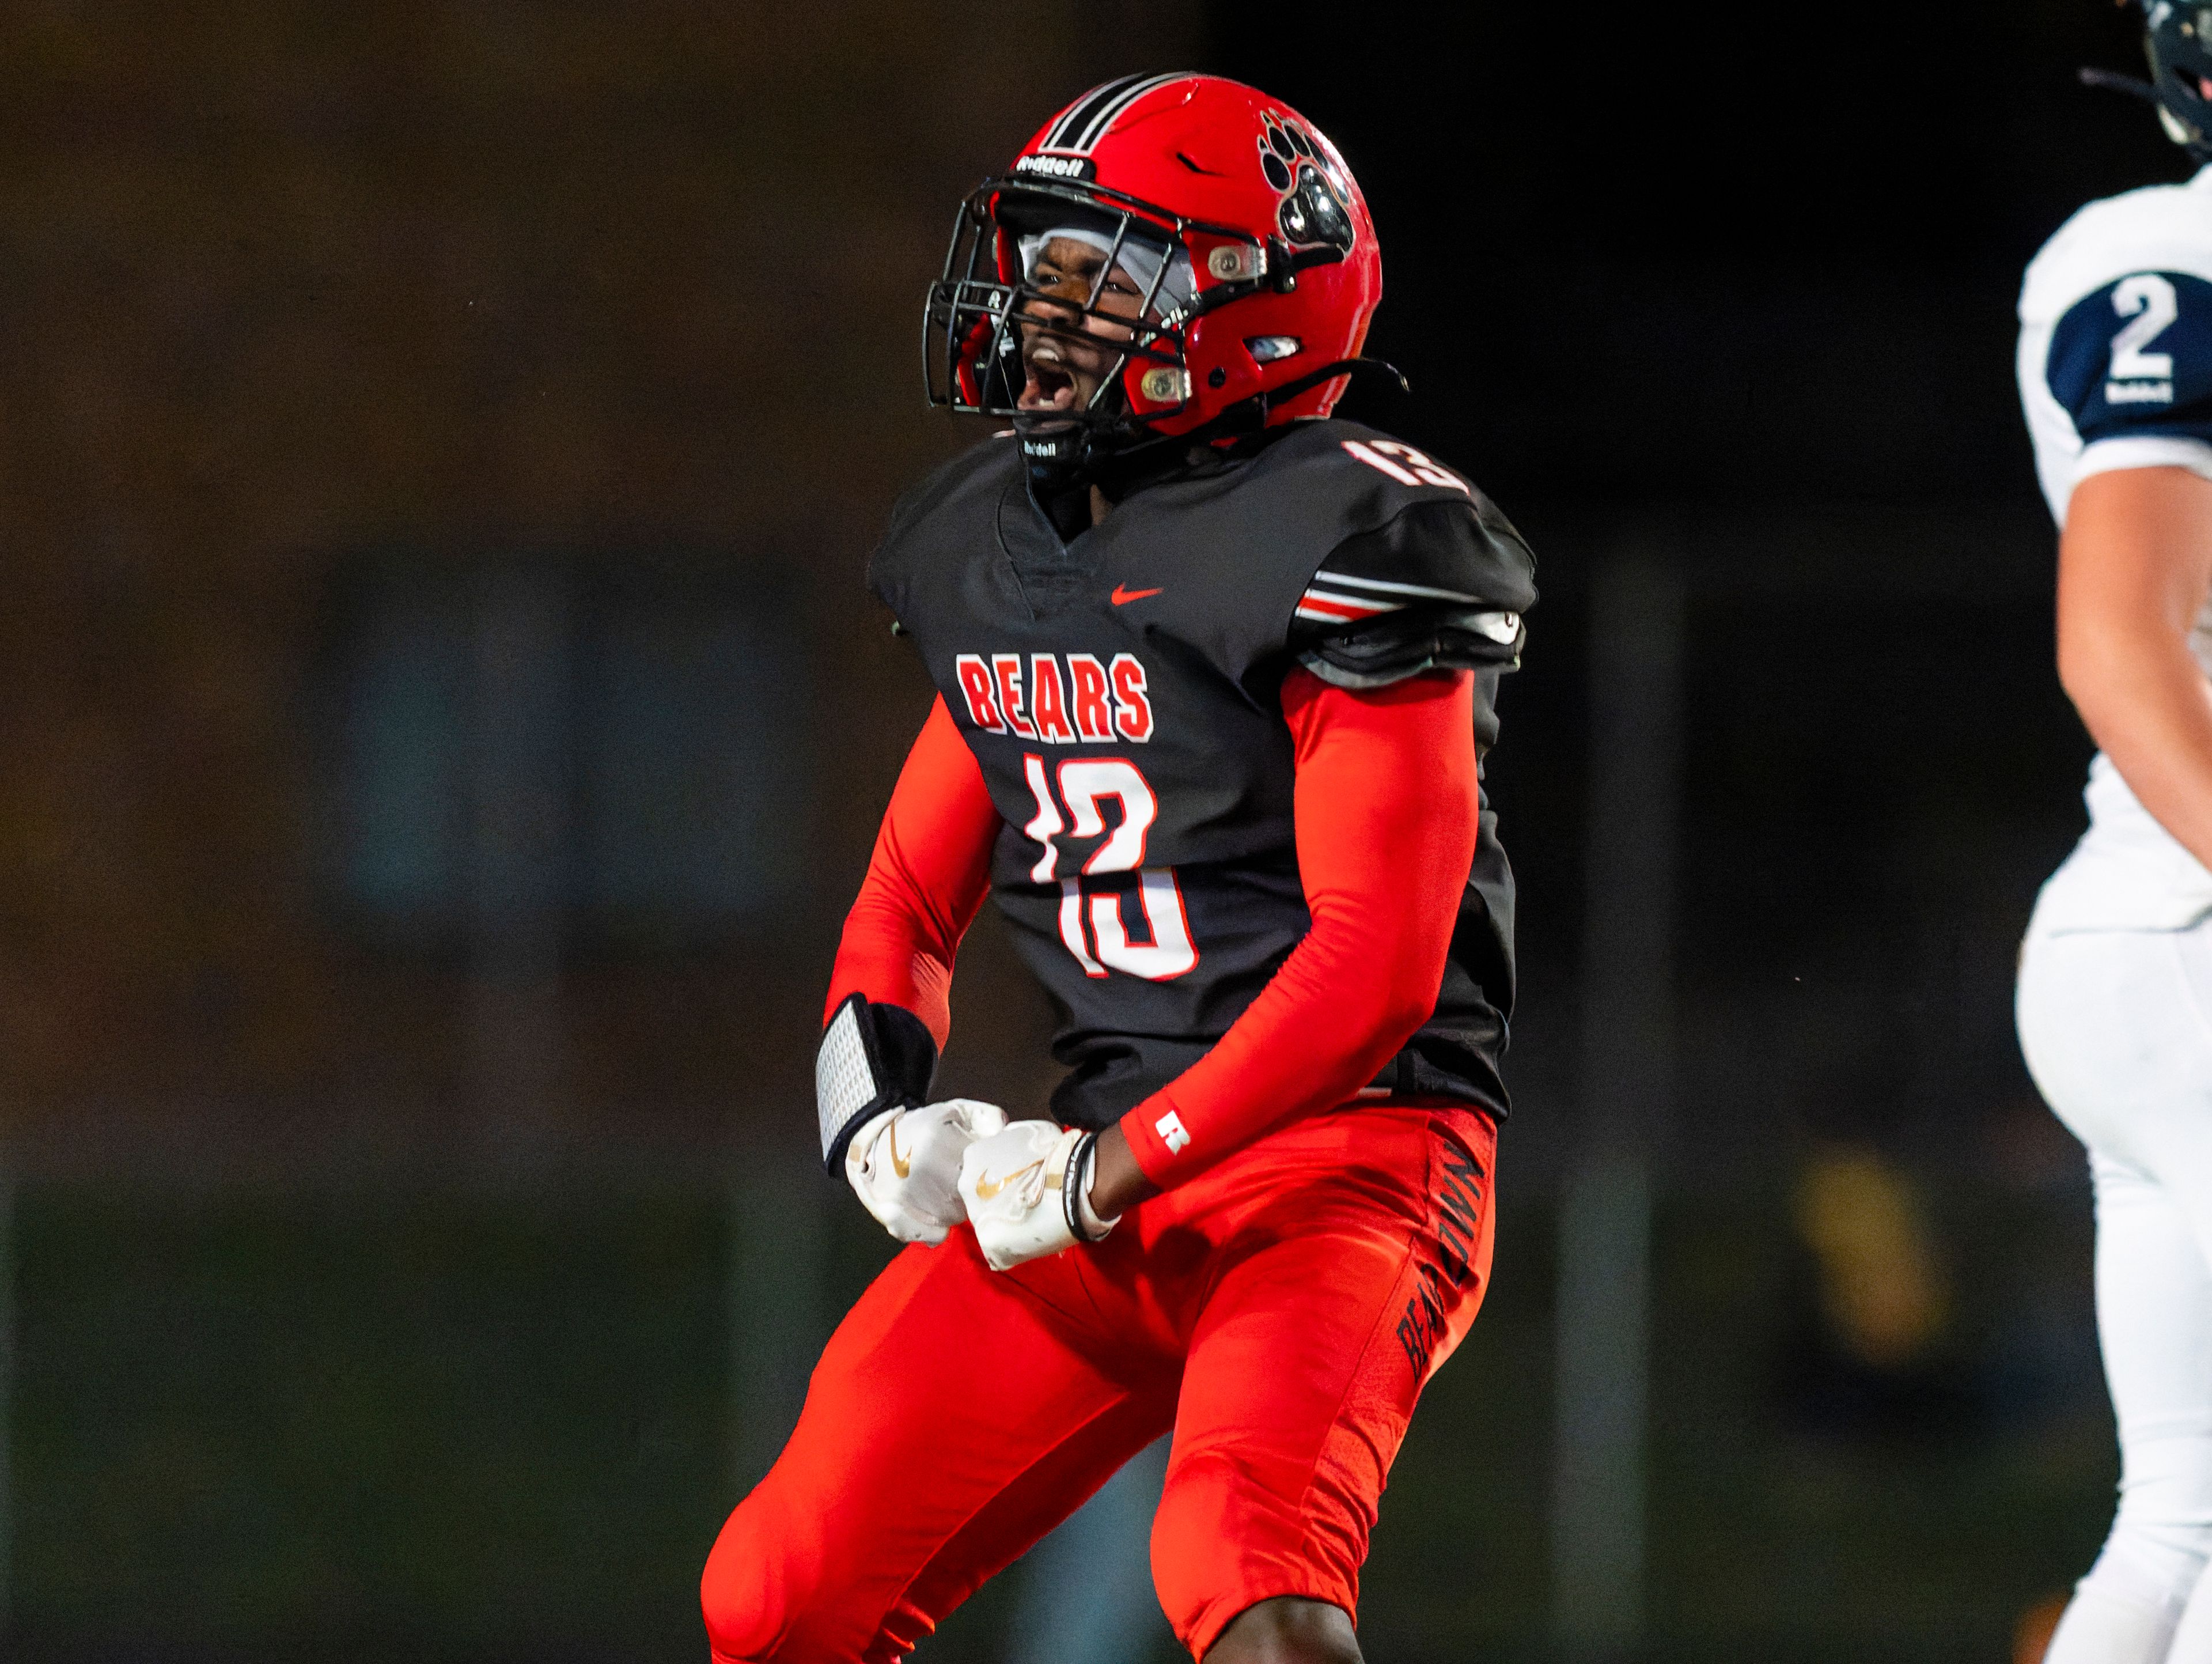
[2019,164,2212,929]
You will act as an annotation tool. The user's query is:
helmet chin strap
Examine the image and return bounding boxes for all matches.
[2078,64,2208,158]
[1018,356,1411,519]
[1012,355,1155,520]
[2078,65,2161,105]
[2080,8,2212,164]
[1241,355,1411,417]
[1014,413,1122,540]
[1109,356,1410,466]
[1015,420,1092,490]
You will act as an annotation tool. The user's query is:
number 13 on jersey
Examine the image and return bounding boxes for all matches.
[1021,755,1198,981]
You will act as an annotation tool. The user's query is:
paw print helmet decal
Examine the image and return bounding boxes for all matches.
[924,74,1384,470]
[1257,110,1356,256]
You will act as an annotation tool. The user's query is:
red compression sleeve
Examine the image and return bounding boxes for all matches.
[824,695,1000,1047]
[1118,667,1482,1188]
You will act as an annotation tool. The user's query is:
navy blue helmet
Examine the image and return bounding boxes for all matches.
[2144,0,2212,162]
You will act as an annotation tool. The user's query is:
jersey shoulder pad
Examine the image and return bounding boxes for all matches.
[868,433,1021,612]
[1289,475,1538,689]
[1244,417,1490,524]
[2044,264,2212,448]
[2020,179,2212,323]
[2022,179,2212,447]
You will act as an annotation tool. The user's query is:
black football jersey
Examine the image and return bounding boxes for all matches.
[868,417,1537,1131]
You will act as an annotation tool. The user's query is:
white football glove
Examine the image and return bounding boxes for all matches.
[958,1120,1119,1272]
[845,1098,1008,1245]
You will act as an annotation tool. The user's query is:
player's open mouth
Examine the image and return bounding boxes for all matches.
[1018,339,1088,413]
[1017,327,1106,414]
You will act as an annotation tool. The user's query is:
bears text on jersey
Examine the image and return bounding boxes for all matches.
[954,650,1155,744]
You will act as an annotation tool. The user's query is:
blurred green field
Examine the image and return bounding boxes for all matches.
[2,1174,2112,1663]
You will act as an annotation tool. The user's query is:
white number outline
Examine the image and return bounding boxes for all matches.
[1020,755,1197,982]
[1342,438,1471,496]
[1059,759,1151,874]
[2112,273,2179,383]
[1021,755,1063,885]
[1088,871,1196,982]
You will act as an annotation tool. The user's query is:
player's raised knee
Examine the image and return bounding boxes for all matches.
[1152,1464,1351,1658]
[699,1489,836,1664]
[698,1516,783,1663]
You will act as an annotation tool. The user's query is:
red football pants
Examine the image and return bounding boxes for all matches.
[700,1103,1497,1661]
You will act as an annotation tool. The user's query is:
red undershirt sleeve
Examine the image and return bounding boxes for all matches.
[824,695,1000,1047]
[1118,666,1482,1189]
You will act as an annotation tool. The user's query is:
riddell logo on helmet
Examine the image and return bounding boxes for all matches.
[1013,153,1096,181]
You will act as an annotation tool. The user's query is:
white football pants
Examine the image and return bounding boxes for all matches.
[2020,918,2212,1663]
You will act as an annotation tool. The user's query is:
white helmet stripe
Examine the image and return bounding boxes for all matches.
[1040,71,1190,156]
[1069,71,1186,152]
[1042,73,1150,152]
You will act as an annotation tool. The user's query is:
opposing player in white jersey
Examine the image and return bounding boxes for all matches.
[2016,5,2212,1659]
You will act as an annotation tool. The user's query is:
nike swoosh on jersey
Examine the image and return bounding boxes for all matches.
[1111,584,1164,606]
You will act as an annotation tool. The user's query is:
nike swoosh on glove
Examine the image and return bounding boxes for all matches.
[958,1120,1118,1272]
[846,1098,1007,1245]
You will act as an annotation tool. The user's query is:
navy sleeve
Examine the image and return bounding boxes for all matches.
[1289,498,1536,695]
[2046,270,2212,447]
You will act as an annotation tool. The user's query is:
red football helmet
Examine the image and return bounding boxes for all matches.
[923,73,1384,456]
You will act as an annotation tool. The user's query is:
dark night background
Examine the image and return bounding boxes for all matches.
[0,2,2189,1660]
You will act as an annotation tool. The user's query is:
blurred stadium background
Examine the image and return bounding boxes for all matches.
[0,2,2184,1659]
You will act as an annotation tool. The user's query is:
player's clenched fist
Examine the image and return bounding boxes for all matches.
[958,1120,1119,1271]
[846,1099,1007,1245]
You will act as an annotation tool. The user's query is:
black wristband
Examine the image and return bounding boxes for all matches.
[1061,1130,1111,1245]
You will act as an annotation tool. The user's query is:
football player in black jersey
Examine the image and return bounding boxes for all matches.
[703,74,1536,1663]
